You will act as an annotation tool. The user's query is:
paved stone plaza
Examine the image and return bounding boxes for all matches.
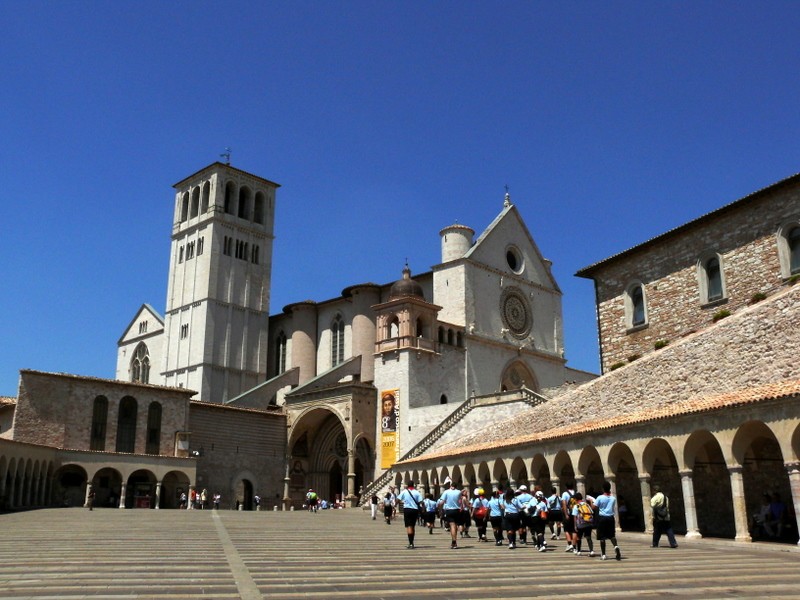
[0,508,798,599]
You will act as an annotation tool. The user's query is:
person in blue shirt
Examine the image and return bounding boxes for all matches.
[514,485,534,545]
[530,491,549,551]
[438,480,464,549]
[487,489,505,546]
[397,481,424,549]
[471,488,490,542]
[502,488,522,549]
[422,493,438,535]
[546,486,563,540]
[594,480,622,560]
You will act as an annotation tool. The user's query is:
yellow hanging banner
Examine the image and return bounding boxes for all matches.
[380,389,399,469]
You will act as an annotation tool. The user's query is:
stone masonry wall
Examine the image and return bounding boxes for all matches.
[189,402,286,509]
[14,371,192,455]
[591,183,800,372]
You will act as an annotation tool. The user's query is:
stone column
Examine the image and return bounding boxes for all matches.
[575,476,586,497]
[639,475,653,534]
[680,470,702,539]
[154,482,162,510]
[550,476,561,494]
[785,462,800,547]
[84,483,94,509]
[607,475,621,533]
[728,466,751,542]
[282,459,291,511]
[346,450,357,507]
[119,483,127,509]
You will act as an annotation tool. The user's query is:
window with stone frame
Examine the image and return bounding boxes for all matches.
[130,342,150,383]
[625,282,647,329]
[788,226,800,275]
[331,315,345,366]
[697,253,726,304]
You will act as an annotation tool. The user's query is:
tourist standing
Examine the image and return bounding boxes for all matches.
[595,481,622,560]
[397,481,424,549]
[438,480,463,549]
[650,485,678,548]
[306,489,319,513]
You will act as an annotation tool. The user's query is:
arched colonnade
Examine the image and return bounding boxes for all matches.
[399,410,800,544]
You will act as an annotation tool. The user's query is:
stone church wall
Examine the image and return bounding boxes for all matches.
[189,402,286,508]
[13,371,192,454]
[590,184,800,372]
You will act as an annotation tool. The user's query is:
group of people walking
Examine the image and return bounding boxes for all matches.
[387,479,626,560]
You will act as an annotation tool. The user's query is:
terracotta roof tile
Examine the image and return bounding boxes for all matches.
[403,379,800,464]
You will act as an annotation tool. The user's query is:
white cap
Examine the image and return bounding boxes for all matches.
[518,485,527,491]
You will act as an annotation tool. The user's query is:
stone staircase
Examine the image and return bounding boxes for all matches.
[359,387,547,505]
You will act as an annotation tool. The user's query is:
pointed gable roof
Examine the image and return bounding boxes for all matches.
[117,303,164,345]
[462,199,560,292]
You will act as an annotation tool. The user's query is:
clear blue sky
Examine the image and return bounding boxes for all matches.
[2,2,800,397]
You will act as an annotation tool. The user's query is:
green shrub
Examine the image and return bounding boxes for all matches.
[627,354,641,362]
[654,339,669,350]
[712,309,731,322]
[750,292,767,304]
[609,362,626,371]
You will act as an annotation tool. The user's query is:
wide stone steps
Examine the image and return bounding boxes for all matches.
[0,508,798,598]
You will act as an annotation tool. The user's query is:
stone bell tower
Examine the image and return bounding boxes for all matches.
[161,162,279,402]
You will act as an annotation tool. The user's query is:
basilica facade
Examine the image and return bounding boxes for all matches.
[2,161,798,548]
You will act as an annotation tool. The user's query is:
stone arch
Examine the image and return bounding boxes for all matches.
[509,456,528,488]
[608,442,643,531]
[530,454,550,492]
[451,465,463,487]
[162,469,191,509]
[684,430,734,538]
[642,438,685,534]
[577,446,605,497]
[491,459,509,491]
[552,450,576,487]
[89,467,123,509]
[288,407,348,509]
[732,421,795,543]
[53,464,88,508]
[126,469,157,509]
[477,461,492,491]
[500,360,538,392]
[463,463,477,490]
[793,422,800,464]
